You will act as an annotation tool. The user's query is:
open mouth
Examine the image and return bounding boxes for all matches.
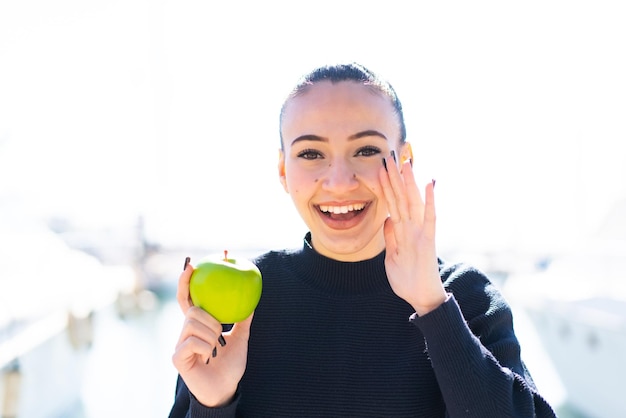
[317,202,368,221]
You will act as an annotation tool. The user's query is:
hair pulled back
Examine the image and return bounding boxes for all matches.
[279,62,407,148]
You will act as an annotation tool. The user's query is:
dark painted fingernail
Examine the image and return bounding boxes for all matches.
[381,157,388,172]
[391,150,396,163]
[218,335,226,347]
[409,158,413,168]
[212,347,218,358]
[432,179,436,188]
[183,256,190,271]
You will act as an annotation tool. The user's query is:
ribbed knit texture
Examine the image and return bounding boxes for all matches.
[169,233,557,418]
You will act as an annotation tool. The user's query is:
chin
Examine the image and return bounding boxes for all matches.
[314,230,384,261]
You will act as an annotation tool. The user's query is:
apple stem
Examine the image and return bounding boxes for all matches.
[224,250,228,262]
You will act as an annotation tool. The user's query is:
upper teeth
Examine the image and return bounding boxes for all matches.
[319,203,366,214]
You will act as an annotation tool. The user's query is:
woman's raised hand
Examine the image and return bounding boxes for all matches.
[172,259,253,407]
[379,152,447,316]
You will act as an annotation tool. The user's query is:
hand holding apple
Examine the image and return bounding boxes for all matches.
[189,250,262,324]
[173,255,255,407]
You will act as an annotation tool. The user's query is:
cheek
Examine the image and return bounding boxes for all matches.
[354,161,383,185]
[285,165,320,194]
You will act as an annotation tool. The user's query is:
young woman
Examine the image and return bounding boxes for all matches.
[168,63,557,417]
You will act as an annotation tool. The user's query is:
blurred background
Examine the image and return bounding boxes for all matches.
[1,0,625,417]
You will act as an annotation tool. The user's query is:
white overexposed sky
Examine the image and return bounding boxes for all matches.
[1,0,625,255]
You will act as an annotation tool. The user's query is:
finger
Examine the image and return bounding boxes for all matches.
[379,158,401,223]
[229,312,254,342]
[385,152,411,221]
[172,335,215,371]
[382,217,397,255]
[177,258,194,313]
[177,308,222,365]
[423,180,437,240]
[176,307,223,347]
[400,160,425,222]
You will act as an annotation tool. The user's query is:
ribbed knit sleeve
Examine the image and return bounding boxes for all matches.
[409,263,557,418]
[168,376,240,418]
[188,392,239,418]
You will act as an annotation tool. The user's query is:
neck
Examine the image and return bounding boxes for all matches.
[296,233,390,295]
[309,230,386,262]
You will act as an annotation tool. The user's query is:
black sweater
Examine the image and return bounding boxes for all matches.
[169,235,557,417]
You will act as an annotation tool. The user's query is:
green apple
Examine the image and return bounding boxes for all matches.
[189,251,262,323]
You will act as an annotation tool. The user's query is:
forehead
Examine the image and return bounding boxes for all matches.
[281,81,400,142]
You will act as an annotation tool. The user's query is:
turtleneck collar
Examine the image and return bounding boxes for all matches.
[287,232,391,296]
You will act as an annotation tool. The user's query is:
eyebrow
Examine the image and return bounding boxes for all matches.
[290,130,387,146]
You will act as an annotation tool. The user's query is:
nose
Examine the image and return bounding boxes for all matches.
[321,158,359,193]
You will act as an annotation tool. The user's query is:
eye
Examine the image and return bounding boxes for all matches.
[355,146,381,157]
[297,148,324,160]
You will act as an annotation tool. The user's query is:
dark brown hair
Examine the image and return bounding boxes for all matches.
[279,63,407,148]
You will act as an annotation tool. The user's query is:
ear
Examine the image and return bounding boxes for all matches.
[278,149,288,193]
[399,142,413,166]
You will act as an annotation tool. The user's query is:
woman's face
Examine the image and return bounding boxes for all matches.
[279,81,410,261]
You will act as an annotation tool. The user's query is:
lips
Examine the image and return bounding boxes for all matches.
[316,202,370,228]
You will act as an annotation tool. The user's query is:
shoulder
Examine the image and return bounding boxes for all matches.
[439,259,492,292]
[438,259,512,324]
[252,248,299,266]
[252,248,300,274]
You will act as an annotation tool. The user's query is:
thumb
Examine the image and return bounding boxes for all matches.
[228,313,254,341]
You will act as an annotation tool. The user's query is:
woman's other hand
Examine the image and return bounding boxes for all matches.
[380,153,447,315]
